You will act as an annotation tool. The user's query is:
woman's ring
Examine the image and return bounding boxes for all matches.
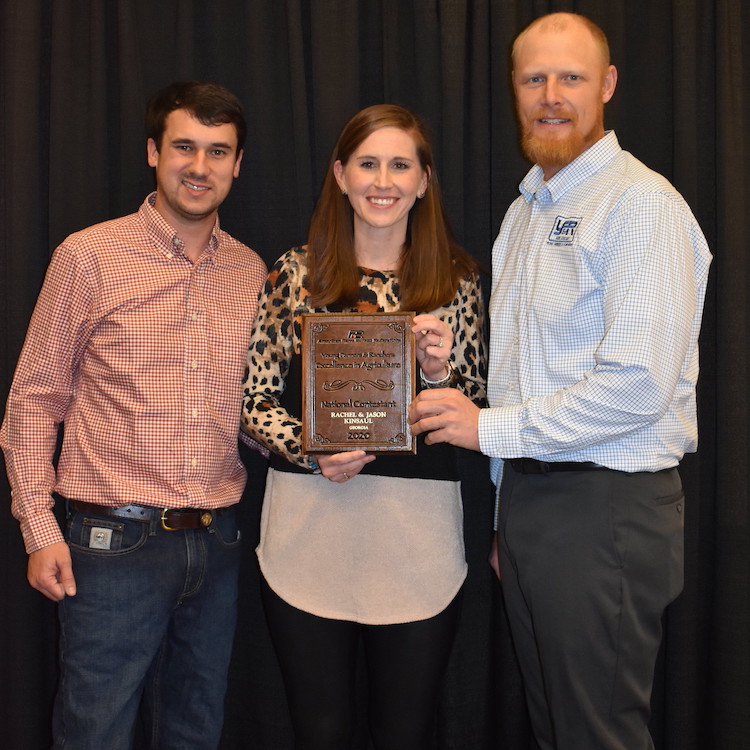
[343,472,349,480]
[438,336,444,348]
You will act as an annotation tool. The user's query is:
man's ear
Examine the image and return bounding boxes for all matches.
[147,138,159,168]
[233,149,244,178]
[602,64,618,104]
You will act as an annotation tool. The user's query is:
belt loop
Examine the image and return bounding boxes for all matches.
[518,458,550,474]
[535,459,550,475]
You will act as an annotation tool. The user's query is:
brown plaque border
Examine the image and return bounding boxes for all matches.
[302,312,416,454]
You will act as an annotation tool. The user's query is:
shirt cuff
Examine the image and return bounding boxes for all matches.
[239,430,271,458]
[20,510,65,554]
[478,404,523,458]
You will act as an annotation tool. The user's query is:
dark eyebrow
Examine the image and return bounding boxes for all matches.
[171,138,234,150]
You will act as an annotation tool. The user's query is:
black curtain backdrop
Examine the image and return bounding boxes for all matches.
[0,1,747,748]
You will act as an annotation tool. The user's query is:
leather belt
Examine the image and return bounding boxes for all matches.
[506,458,608,475]
[69,500,221,531]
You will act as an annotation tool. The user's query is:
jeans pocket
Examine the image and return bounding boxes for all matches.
[66,511,149,556]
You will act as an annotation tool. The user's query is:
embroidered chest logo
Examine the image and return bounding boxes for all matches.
[548,216,582,245]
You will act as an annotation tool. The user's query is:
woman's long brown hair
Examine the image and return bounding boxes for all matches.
[306,104,478,312]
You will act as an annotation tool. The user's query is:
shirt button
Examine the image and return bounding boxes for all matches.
[191,312,198,321]
[191,458,198,467]
[191,361,198,369]
[192,408,198,418]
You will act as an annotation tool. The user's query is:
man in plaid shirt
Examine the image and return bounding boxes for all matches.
[1,81,267,749]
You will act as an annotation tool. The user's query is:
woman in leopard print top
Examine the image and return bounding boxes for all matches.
[241,104,486,749]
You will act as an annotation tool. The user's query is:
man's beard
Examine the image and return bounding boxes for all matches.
[520,127,585,172]
[518,106,603,173]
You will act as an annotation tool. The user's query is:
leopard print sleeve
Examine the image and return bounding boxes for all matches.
[241,248,316,470]
[242,251,487,467]
[439,271,488,406]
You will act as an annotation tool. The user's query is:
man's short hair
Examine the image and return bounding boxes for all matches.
[512,12,611,70]
[145,81,247,155]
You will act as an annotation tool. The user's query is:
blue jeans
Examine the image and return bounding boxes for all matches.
[53,503,242,750]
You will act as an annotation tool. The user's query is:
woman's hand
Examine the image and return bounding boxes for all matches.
[317,450,376,483]
[412,313,453,381]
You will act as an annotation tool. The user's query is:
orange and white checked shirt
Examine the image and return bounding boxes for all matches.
[1,193,267,553]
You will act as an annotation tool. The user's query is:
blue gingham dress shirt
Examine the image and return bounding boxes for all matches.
[478,132,712,489]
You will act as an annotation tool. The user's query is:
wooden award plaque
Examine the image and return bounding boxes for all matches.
[302,312,416,453]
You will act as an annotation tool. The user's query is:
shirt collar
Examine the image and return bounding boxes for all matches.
[519,131,621,204]
[140,191,221,260]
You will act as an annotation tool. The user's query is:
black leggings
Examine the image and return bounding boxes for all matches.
[260,576,463,750]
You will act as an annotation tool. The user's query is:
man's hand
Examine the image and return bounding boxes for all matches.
[408,388,481,451]
[28,542,76,602]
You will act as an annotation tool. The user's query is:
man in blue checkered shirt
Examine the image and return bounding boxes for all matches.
[409,11,711,750]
